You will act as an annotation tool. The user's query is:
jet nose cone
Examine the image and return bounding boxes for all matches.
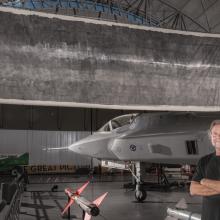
[68,133,118,160]
[68,142,85,155]
[68,135,95,156]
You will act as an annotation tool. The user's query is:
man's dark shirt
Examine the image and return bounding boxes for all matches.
[192,152,220,220]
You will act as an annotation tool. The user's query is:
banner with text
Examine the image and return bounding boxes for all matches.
[24,165,76,174]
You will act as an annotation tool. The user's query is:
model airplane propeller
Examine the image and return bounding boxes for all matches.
[62,181,108,220]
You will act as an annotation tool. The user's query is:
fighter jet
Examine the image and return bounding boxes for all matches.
[69,112,218,201]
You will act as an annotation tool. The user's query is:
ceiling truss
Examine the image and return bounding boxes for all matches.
[1,0,220,33]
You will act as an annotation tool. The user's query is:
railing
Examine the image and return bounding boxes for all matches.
[0,172,26,220]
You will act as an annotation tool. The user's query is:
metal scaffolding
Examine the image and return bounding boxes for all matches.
[1,0,217,33]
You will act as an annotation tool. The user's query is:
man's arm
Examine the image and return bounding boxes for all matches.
[200,179,220,193]
[190,181,220,196]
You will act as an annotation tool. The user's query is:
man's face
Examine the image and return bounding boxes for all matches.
[210,124,220,150]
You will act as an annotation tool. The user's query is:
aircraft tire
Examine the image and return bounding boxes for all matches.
[11,168,18,177]
[11,166,23,177]
[135,189,147,202]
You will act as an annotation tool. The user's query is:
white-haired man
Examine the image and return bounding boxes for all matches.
[190,120,220,220]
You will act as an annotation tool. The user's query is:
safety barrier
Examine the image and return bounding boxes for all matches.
[0,172,26,220]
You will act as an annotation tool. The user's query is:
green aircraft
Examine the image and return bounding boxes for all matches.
[0,153,29,172]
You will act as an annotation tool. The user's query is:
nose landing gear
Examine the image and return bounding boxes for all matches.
[129,162,147,202]
[135,186,147,202]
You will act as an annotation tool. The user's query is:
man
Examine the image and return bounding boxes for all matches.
[190,120,220,220]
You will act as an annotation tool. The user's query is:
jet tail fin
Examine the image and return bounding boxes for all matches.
[84,213,92,220]
[61,199,74,215]
[76,181,90,195]
[93,192,108,207]
[83,192,108,220]
[175,198,187,210]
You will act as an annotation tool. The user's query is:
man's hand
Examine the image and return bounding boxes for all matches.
[200,178,220,193]
[190,181,219,196]
[200,179,206,185]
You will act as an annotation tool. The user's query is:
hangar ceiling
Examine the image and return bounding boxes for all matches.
[2,0,220,33]
[0,3,219,129]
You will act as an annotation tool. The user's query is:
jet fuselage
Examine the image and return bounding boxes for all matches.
[68,112,218,165]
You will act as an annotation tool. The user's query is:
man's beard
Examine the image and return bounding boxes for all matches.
[214,141,220,149]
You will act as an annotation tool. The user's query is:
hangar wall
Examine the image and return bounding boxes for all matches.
[0,105,124,131]
[1,8,220,111]
[0,129,92,165]
[0,105,127,165]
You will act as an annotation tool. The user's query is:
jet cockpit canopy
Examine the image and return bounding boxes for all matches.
[98,113,138,132]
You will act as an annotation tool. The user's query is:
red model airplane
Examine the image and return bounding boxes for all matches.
[62,181,108,220]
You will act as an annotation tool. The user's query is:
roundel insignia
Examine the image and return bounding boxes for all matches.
[129,144,136,152]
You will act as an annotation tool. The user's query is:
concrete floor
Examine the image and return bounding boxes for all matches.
[19,176,202,220]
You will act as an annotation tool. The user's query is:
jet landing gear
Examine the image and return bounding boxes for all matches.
[135,185,147,202]
[129,162,147,202]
